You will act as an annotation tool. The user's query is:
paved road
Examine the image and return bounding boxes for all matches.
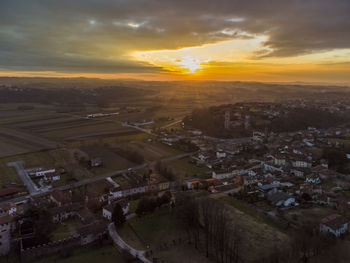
[55,151,195,191]
[7,161,39,195]
[108,222,152,263]
[121,123,156,136]
[1,151,195,205]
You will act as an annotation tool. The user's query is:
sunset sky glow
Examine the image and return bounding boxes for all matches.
[1,0,350,83]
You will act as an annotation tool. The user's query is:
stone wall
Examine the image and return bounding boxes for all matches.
[20,236,81,262]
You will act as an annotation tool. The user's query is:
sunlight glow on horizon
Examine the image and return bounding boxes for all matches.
[131,35,350,80]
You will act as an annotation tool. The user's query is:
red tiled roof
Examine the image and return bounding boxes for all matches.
[321,214,347,230]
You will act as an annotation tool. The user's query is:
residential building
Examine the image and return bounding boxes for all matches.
[320,214,348,237]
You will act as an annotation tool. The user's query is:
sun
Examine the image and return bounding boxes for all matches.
[176,56,204,73]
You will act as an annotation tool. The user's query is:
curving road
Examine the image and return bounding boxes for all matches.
[108,222,152,263]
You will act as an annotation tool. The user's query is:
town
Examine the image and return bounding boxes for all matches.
[1,92,350,262]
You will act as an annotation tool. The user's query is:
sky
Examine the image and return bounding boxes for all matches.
[0,0,350,83]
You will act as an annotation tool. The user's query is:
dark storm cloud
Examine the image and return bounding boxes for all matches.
[0,0,350,73]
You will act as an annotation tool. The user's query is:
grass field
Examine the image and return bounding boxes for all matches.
[80,146,135,175]
[127,207,181,248]
[118,223,147,250]
[219,195,285,232]
[115,141,182,163]
[165,157,211,179]
[50,223,74,242]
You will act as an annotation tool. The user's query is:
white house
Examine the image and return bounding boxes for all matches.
[43,172,60,182]
[291,159,312,168]
[273,155,286,166]
[35,168,56,177]
[216,152,226,158]
[108,185,148,202]
[320,214,348,237]
[305,174,321,184]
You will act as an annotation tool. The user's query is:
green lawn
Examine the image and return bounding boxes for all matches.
[127,207,180,247]
[80,146,134,176]
[51,224,71,242]
[166,157,211,178]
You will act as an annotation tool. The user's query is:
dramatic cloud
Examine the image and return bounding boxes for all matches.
[0,0,350,81]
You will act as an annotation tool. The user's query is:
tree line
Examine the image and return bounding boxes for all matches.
[174,193,345,263]
[176,194,241,263]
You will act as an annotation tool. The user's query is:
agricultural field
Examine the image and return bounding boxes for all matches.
[39,121,133,141]
[68,132,152,148]
[0,139,28,157]
[0,127,57,155]
[79,145,135,175]
[114,140,182,163]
